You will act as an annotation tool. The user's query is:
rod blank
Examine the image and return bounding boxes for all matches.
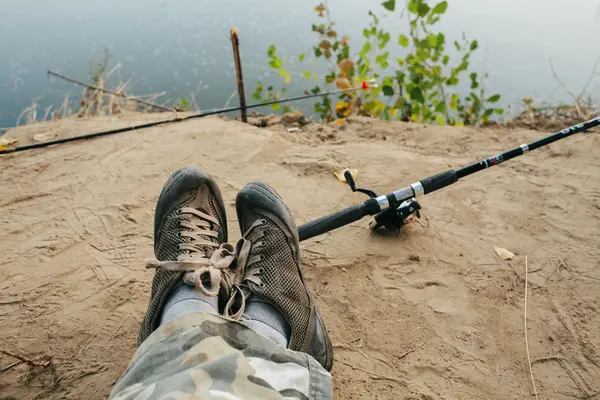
[298,115,599,241]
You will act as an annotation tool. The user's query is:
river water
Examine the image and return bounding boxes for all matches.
[1,0,599,129]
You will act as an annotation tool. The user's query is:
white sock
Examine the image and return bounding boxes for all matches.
[243,296,290,347]
[160,284,219,325]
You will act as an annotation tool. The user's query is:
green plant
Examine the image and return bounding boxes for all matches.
[251,60,292,114]
[257,0,503,125]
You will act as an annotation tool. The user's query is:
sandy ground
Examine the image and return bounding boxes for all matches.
[1,114,599,400]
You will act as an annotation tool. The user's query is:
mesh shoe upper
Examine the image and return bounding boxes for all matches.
[230,182,333,371]
[138,167,227,345]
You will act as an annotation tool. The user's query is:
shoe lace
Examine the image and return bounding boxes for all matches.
[224,219,267,318]
[145,207,235,297]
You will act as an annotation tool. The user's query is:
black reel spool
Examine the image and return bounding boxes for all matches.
[342,169,422,232]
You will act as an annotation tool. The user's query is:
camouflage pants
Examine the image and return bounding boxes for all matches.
[110,313,333,400]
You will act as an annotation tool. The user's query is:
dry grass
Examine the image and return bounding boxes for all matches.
[15,55,172,128]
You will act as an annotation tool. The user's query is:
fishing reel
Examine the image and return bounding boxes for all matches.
[342,169,425,232]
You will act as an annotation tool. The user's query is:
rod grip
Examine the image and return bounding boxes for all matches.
[420,170,458,194]
[299,204,366,242]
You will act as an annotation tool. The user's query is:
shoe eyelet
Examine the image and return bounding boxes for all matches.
[177,209,182,214]
[177,232,181,237]
[177,244,181,250]
[259,283,266,288]
[258,267,265,274]
[259,255,265,261]
[260,219,266,224]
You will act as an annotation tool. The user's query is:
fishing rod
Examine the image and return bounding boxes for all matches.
[0,85,373,155]
[298,116,600,241]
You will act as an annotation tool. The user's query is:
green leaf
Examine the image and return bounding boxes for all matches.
[382,85,394,96]
[447,77,459,86]
[302,71,312,79]
[398,34,409,47]
[268,45,276,57]
[252,92,261,100]
[325,72,336,84]
[375,52,389,69]
[268,58,283,69]
[342,45,350,60]
[314,47,322,58]
[379,32,391,49]
[409,86,425,103]
[434,101,446,113]
[483,109,494,118]
[442,55,449,65]
[277,68,289,79]
[382,0,395,11]
[431,1,448,14]
[407,0,419,14]
[363,28,371,39]
[450,94,459,111]
[271,103,281,111]
[470,73,479,89]
[360,41,372,57]
[470,40,479,51]
[358,63,369,76]
[426,34,437,48]
[310,86,321,94]
[418,2,430,16]
[282,105,291,114]
[437,33,445,47]
[298,53,305,62]
[487,94,501,103]
[495,108,504,115]
[435,114,446,125]
[454,40,461,51]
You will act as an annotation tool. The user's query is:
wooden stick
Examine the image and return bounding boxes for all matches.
[47,70,172,112]
[0,349,51,367]
[336,359,406,385]
[230,28,248,123]
[524,255,540,400]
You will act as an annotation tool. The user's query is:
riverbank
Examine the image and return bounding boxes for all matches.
[1,115,599,399]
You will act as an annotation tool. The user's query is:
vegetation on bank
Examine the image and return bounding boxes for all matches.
[252,0,503,126]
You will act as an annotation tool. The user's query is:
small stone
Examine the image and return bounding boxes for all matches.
[341,267,348,272]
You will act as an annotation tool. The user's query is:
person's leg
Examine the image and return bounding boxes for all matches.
[110,168,332,400]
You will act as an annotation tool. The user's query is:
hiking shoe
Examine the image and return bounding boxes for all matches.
[138,166,229,345]
[228,182,333,371]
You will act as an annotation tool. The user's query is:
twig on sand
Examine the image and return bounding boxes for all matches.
[398,342,424,360]
[0,349,51,367]
[524,255,540,400]
[336,359,406,385]
[0,360,22,372]
[333,342,369,360]
[31,375,64,400]
[47,70,173,112]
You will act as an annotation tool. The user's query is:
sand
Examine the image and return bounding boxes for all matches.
[1,114,599,399]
